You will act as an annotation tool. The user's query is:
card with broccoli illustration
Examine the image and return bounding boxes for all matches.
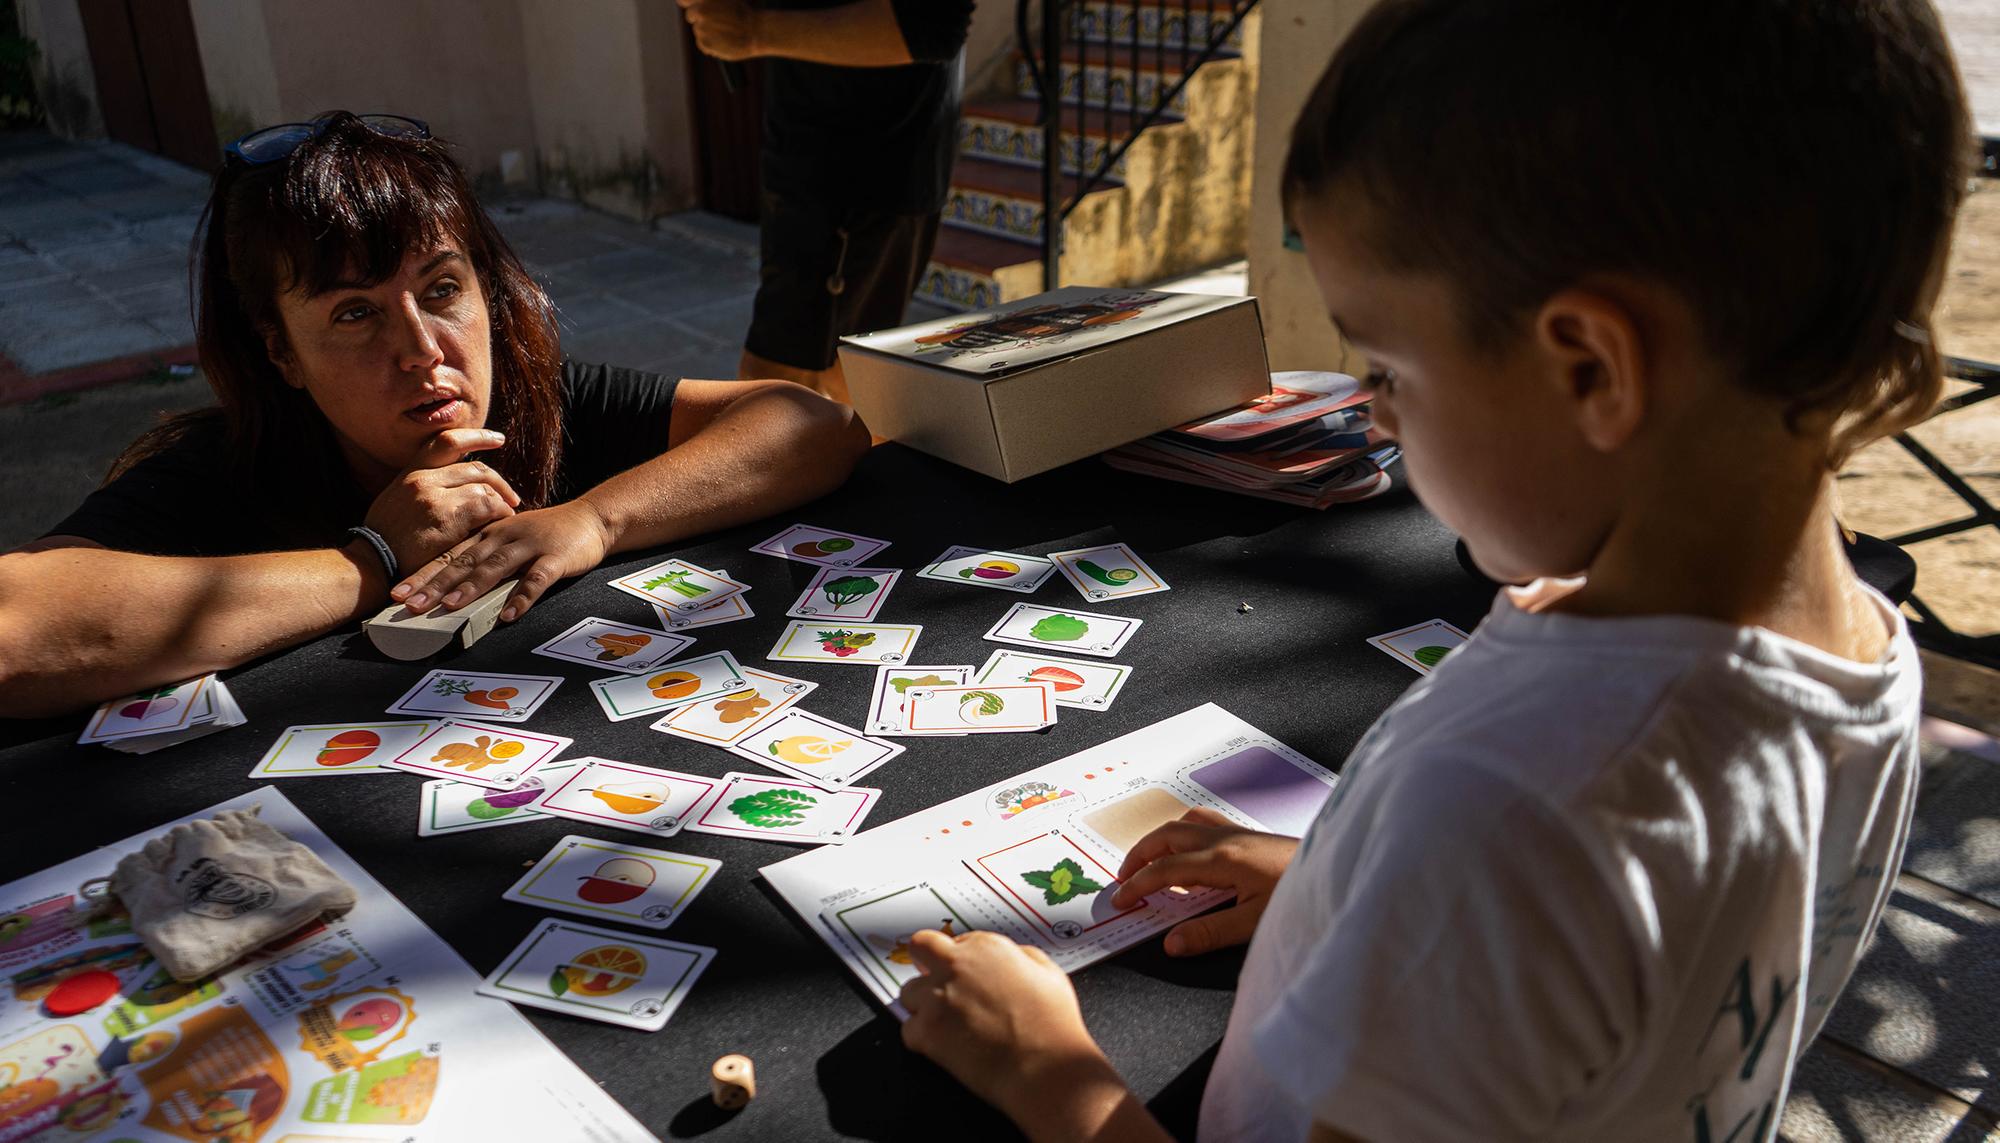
[973,650,1132,711]
[902,683,1056,734]
[766,621,923,665]
[683,772,882,844]
[726,709,906,788]
[968,830,1139,942]
[1048,543,1170,602]
[786,566,903,622]
[983,603,1141,658]
[865,664,974,736]
[608,558,751,615]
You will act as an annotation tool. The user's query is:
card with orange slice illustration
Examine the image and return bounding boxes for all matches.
[383,720,574,788]
[476,918,714,1031]
[387,669,563,722]
[533,616,695,674]
[530,757,722,838]
[973,650,1132,711]
[726,709,906,788]
[588,651,748,721]
[648,668,817,747]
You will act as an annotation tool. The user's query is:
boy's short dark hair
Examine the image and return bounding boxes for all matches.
[1284,0,1972,461]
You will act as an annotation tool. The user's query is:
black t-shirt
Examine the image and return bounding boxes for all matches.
[759,0,974,215]
[42,360,680,557]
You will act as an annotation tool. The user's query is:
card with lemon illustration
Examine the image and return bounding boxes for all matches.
[903,683,1057,734]
[973,650,1133,711]
[684,772,882,844]
[383,719,575,788]
[649,668,817,746]
[865,664,974,736]
[249,720,437,778]
[588,650,749,721]
[1048,542,1170,602]
[983,603,1142,658]
[533,617,695,674]
[386,669,564,723]
[728,709,906,788]
[503,835,721,930]
[477,918,715,1031]
[915,545,1058,593]
[608,558,751,615]
[766,621,923,666]
[750,522,892,568]
[531,757,723,838]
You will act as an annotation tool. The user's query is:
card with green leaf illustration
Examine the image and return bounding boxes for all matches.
[608,558,751,614]
[1048,542,1171,602]
[649,667,817,746]
[530,757,721,838]
[588,650,749,721]
[727,709,906,788]
[903,683,1056,734]
[823,882,981,997]
[1366,618,1471,675]
[383,719,574,788]
[967,830,1139,942]
[983,603,1141,658]
[974,650,1132,711]
[683,772,881,844]
[386,669,564,722]
[865,664,973,736]
[502,835,721,930]
[915,545,1058,593]
[766,621,923,665]
[475,918,714,1031]
[415,762,578,836]
[786,566,902,621]
[249,720,436,778]
[533,617,695,674]
[751,523,892,568]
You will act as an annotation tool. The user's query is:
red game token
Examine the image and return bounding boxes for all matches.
[44,970,119,1016]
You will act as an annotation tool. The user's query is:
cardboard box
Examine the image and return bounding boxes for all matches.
[837,287,1270,483]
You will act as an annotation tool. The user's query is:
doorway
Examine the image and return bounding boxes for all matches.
[77,0,217,170]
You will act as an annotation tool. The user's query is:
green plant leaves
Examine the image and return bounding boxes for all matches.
[1021,857,1102,905]
[729,787,819,829]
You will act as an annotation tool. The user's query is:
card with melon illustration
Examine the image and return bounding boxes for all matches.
[902,683,1056,734]
[476,918,714,1031]
[750,522,891,568]
[386,669,563,723]
[649,667,817,746]
[503,835,721,929]
[1048,542,1170,602]
[1367,618,1471,675]
[607,558,751,615]
[915,545,1057,593]
[973,650,1132,711]
[865,664,974,736]
[588,650,749,721]
[983,603,1142,658]
[383,720,574,789]
[249,720,436,778]
[727,709,905,788]
[533,616,695,674]
[683,772,881,844]
[530,757,722,838]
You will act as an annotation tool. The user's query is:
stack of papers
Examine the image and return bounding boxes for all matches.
[80,673,246,753]
[1103,371,1400,508]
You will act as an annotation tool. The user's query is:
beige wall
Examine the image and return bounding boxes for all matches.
[17,0,101,137]
[1245,0,1373,372]
[186,0,280,146]
[965,0,1022,99]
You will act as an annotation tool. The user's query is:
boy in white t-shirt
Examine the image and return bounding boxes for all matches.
[893,1,1973,1140]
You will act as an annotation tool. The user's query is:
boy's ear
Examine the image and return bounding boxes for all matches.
[261,324,305,390]
[1534,288,1647,453]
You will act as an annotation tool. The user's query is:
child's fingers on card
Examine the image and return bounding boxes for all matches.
[904,927,959,974]
[1114,815,1234,880]
[1162,903,1262,958]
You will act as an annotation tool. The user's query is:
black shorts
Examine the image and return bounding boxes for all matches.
[745,190,941,371]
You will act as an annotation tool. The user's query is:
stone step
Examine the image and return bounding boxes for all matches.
[1068,0,1251,52]
[1014,43,1243,113]
[916,225,1043,312]
[959,97,1180,178]
[940,155,1116,245]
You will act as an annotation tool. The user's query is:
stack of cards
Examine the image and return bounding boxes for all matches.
[611,559,752,623]
[864,664,974,736]
[80,675,246,754]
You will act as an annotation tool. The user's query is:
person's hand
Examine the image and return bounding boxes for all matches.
[678,0,761,60]
[899,930,1122,1112]
[1110,808,1298,956]
[361,429,521,575]
[390,500,614,622]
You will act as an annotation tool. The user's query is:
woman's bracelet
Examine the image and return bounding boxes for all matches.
[345,525,399,582]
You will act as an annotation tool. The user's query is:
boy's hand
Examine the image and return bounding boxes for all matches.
[1111,808,1298,956]
[899,930,1119,1112]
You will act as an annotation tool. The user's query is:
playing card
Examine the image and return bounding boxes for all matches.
[503,835,721,930]
[80,676,212,743]
[531,757,723,838]
[477,918,714,1032]
[652,593,753,630]
[94,677,249,754]
[915,546,1058,593]
[609,558,752,614]
[766,621,923,665]
[983,603,1142,658]
[248,720,436,778]
[533,617,695,674]
[1367,618,1471,674]
[864,664,973,736]
[973,650,1132,711]
[751,523,891,568]
[386,669,563,723]
[1048,543,1171,602]
[588,650,749,721]
[416,768,566,836]
[383,719,574,788]
[785,566,902,622]
[902,683,1056,734]
[727,709,906,789]
[823,882,982,998]
[684,772,881,844]
[649,667,817,746]
[1170,372,1370,442]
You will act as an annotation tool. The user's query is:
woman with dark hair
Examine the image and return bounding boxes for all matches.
[0,113,870,717]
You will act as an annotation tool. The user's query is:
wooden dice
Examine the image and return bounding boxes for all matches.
[710,1053,755,1109]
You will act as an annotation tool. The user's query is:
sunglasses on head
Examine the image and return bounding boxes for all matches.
[224,113,430,167]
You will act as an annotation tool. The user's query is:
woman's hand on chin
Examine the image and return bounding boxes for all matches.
[390,500,615,621]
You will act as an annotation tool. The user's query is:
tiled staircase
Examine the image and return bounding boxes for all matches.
[919,0,1260,310]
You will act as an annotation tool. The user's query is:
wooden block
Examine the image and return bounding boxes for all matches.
[710,1053,755,1109]
[363,579,519,661]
